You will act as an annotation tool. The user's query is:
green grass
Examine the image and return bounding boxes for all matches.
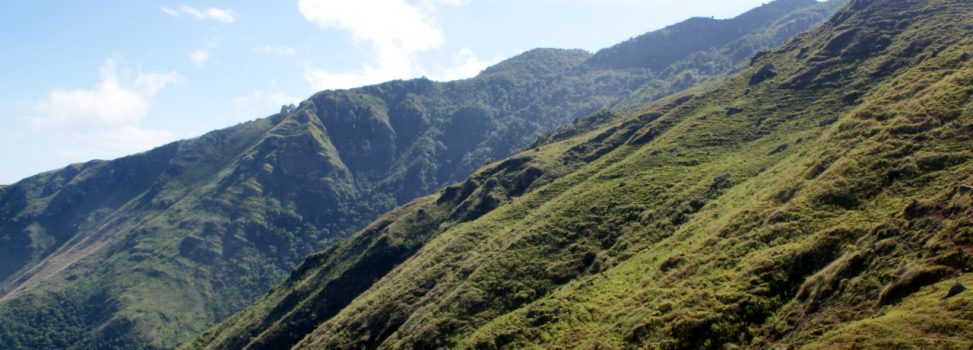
[804,274,973,349]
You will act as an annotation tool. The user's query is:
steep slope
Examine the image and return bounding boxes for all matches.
[187,0,973,349]
[0,1,841,348]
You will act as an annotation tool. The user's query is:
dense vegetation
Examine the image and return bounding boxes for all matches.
[0,1,842,348]
[186,0,973,349]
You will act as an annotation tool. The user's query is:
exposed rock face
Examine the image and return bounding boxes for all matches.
[750,63,778,85]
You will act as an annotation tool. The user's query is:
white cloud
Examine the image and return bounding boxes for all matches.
[189,49,210,66]
[303,62,401,91]
[298,0,469,90]
[298,0,444,53]
[31,59,182,127]
[161,6,180,17]
[256,46,297,57]
[162,5,237,23]
[133,70,182,95]
[233,88,301,121]
[416,0,471,13]
[430,0,470,5]
[30,59,183,157]
[428,48,497,81]
[189,39,217,67]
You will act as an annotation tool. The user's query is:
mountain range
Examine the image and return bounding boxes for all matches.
[186,0,973,348]
[0,0,847,348]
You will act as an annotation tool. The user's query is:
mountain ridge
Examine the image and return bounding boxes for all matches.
[186,0,973,348]
[585,0,820,70]
[0,1,846,348]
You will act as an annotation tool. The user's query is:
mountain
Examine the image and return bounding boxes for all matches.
[0,1,843,349]
[185,0,973,349]
[610,0,847,108]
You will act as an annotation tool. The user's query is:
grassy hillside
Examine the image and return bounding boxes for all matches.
[0,1,843,348]
[186,0,973,349]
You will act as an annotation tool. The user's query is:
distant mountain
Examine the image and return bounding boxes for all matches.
[587,0,820,71]
[611,0,847,107]
[0,1,842,348]
[185,0,973,349]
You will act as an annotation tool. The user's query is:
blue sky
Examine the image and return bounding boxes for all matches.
[0,0,774,184]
